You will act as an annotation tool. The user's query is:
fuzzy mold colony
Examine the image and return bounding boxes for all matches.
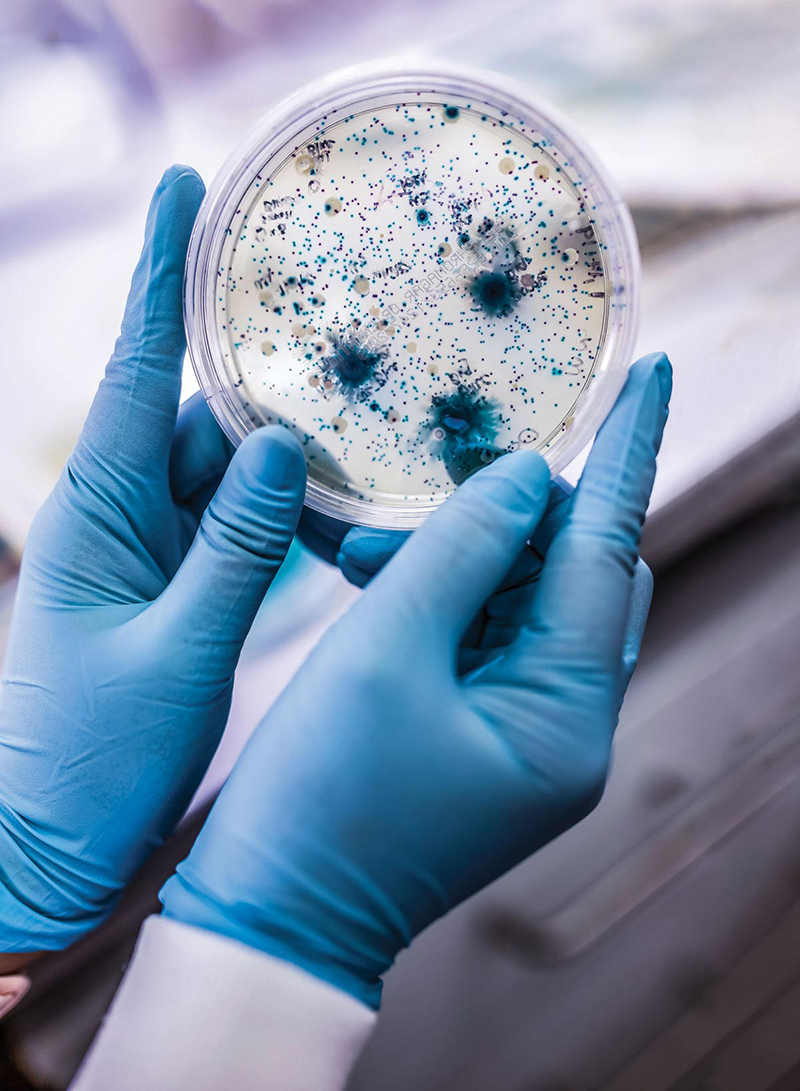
[196,74,634,527]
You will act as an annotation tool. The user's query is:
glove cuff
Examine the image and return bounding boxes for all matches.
[160,871,387,1010]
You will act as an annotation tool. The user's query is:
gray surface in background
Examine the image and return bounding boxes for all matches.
[636,210,800,567]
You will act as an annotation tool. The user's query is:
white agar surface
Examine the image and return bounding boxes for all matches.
[216,99,609,511]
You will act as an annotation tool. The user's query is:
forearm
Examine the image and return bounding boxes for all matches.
[70,916,376,1091]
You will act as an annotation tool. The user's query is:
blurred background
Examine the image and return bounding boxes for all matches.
[1,0,799,1088]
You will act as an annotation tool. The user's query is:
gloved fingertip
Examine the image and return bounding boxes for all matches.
[339,527,409,572]
[235,427,307,495]
[461,448,551,515]
[156,163,205,199]
[494,448,551,485]
[655,351,673,403]
[632,350,673,405]
[142,165,205,255]
[336,552,372,589]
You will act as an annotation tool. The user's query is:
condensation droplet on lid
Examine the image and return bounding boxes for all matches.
[438,241,452,257]
[261,341,275,356]
[331,416,348,434]
[498,157,515,174]
[259,289,273,305]
[369,306,381,316]
[292,322,315,339]
[387,410,400,424]
[353,276,370,295]
[308,374,320,387]
[295,154,314,175]
[432,427,445,440]
[427,363,438,375]
[534,164,550,181]
[406,342,416,353]
[561,248,578,267]
[324,196,342,216]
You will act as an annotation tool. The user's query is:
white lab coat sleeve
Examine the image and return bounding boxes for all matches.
[70,915,377,1091]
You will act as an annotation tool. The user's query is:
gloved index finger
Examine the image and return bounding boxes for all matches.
[523,352,672,669]
[74,166,206,481]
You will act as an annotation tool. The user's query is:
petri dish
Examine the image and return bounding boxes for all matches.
[185,60,640,529]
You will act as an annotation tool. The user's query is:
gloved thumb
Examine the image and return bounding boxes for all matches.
[154,426,306,668]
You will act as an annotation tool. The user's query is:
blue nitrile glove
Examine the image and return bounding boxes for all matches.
[161,352,672,1009]
[332,481,653,681]
[0,166,308,953]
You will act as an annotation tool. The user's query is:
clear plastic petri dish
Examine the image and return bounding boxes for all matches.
[185,59,640,529]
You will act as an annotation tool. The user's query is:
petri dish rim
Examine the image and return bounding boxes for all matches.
[184,58,641,529]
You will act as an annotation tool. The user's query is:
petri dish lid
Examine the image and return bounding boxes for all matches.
[184,59,640,529]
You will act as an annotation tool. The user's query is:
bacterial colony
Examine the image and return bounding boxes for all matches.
[216,99,608,511]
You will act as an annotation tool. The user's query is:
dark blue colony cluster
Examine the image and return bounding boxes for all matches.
[468,268,523,318]
[466,217,528,318]
[319,333,392,403]
[424,384,506,483]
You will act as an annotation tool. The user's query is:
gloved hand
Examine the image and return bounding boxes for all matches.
[161,352,672,1009]
[0,166,307,952]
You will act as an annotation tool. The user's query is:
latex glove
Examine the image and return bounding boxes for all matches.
[0,167,307,953]
[161,352,672,1009]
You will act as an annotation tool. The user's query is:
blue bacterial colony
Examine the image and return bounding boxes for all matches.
[216,98,608,514]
